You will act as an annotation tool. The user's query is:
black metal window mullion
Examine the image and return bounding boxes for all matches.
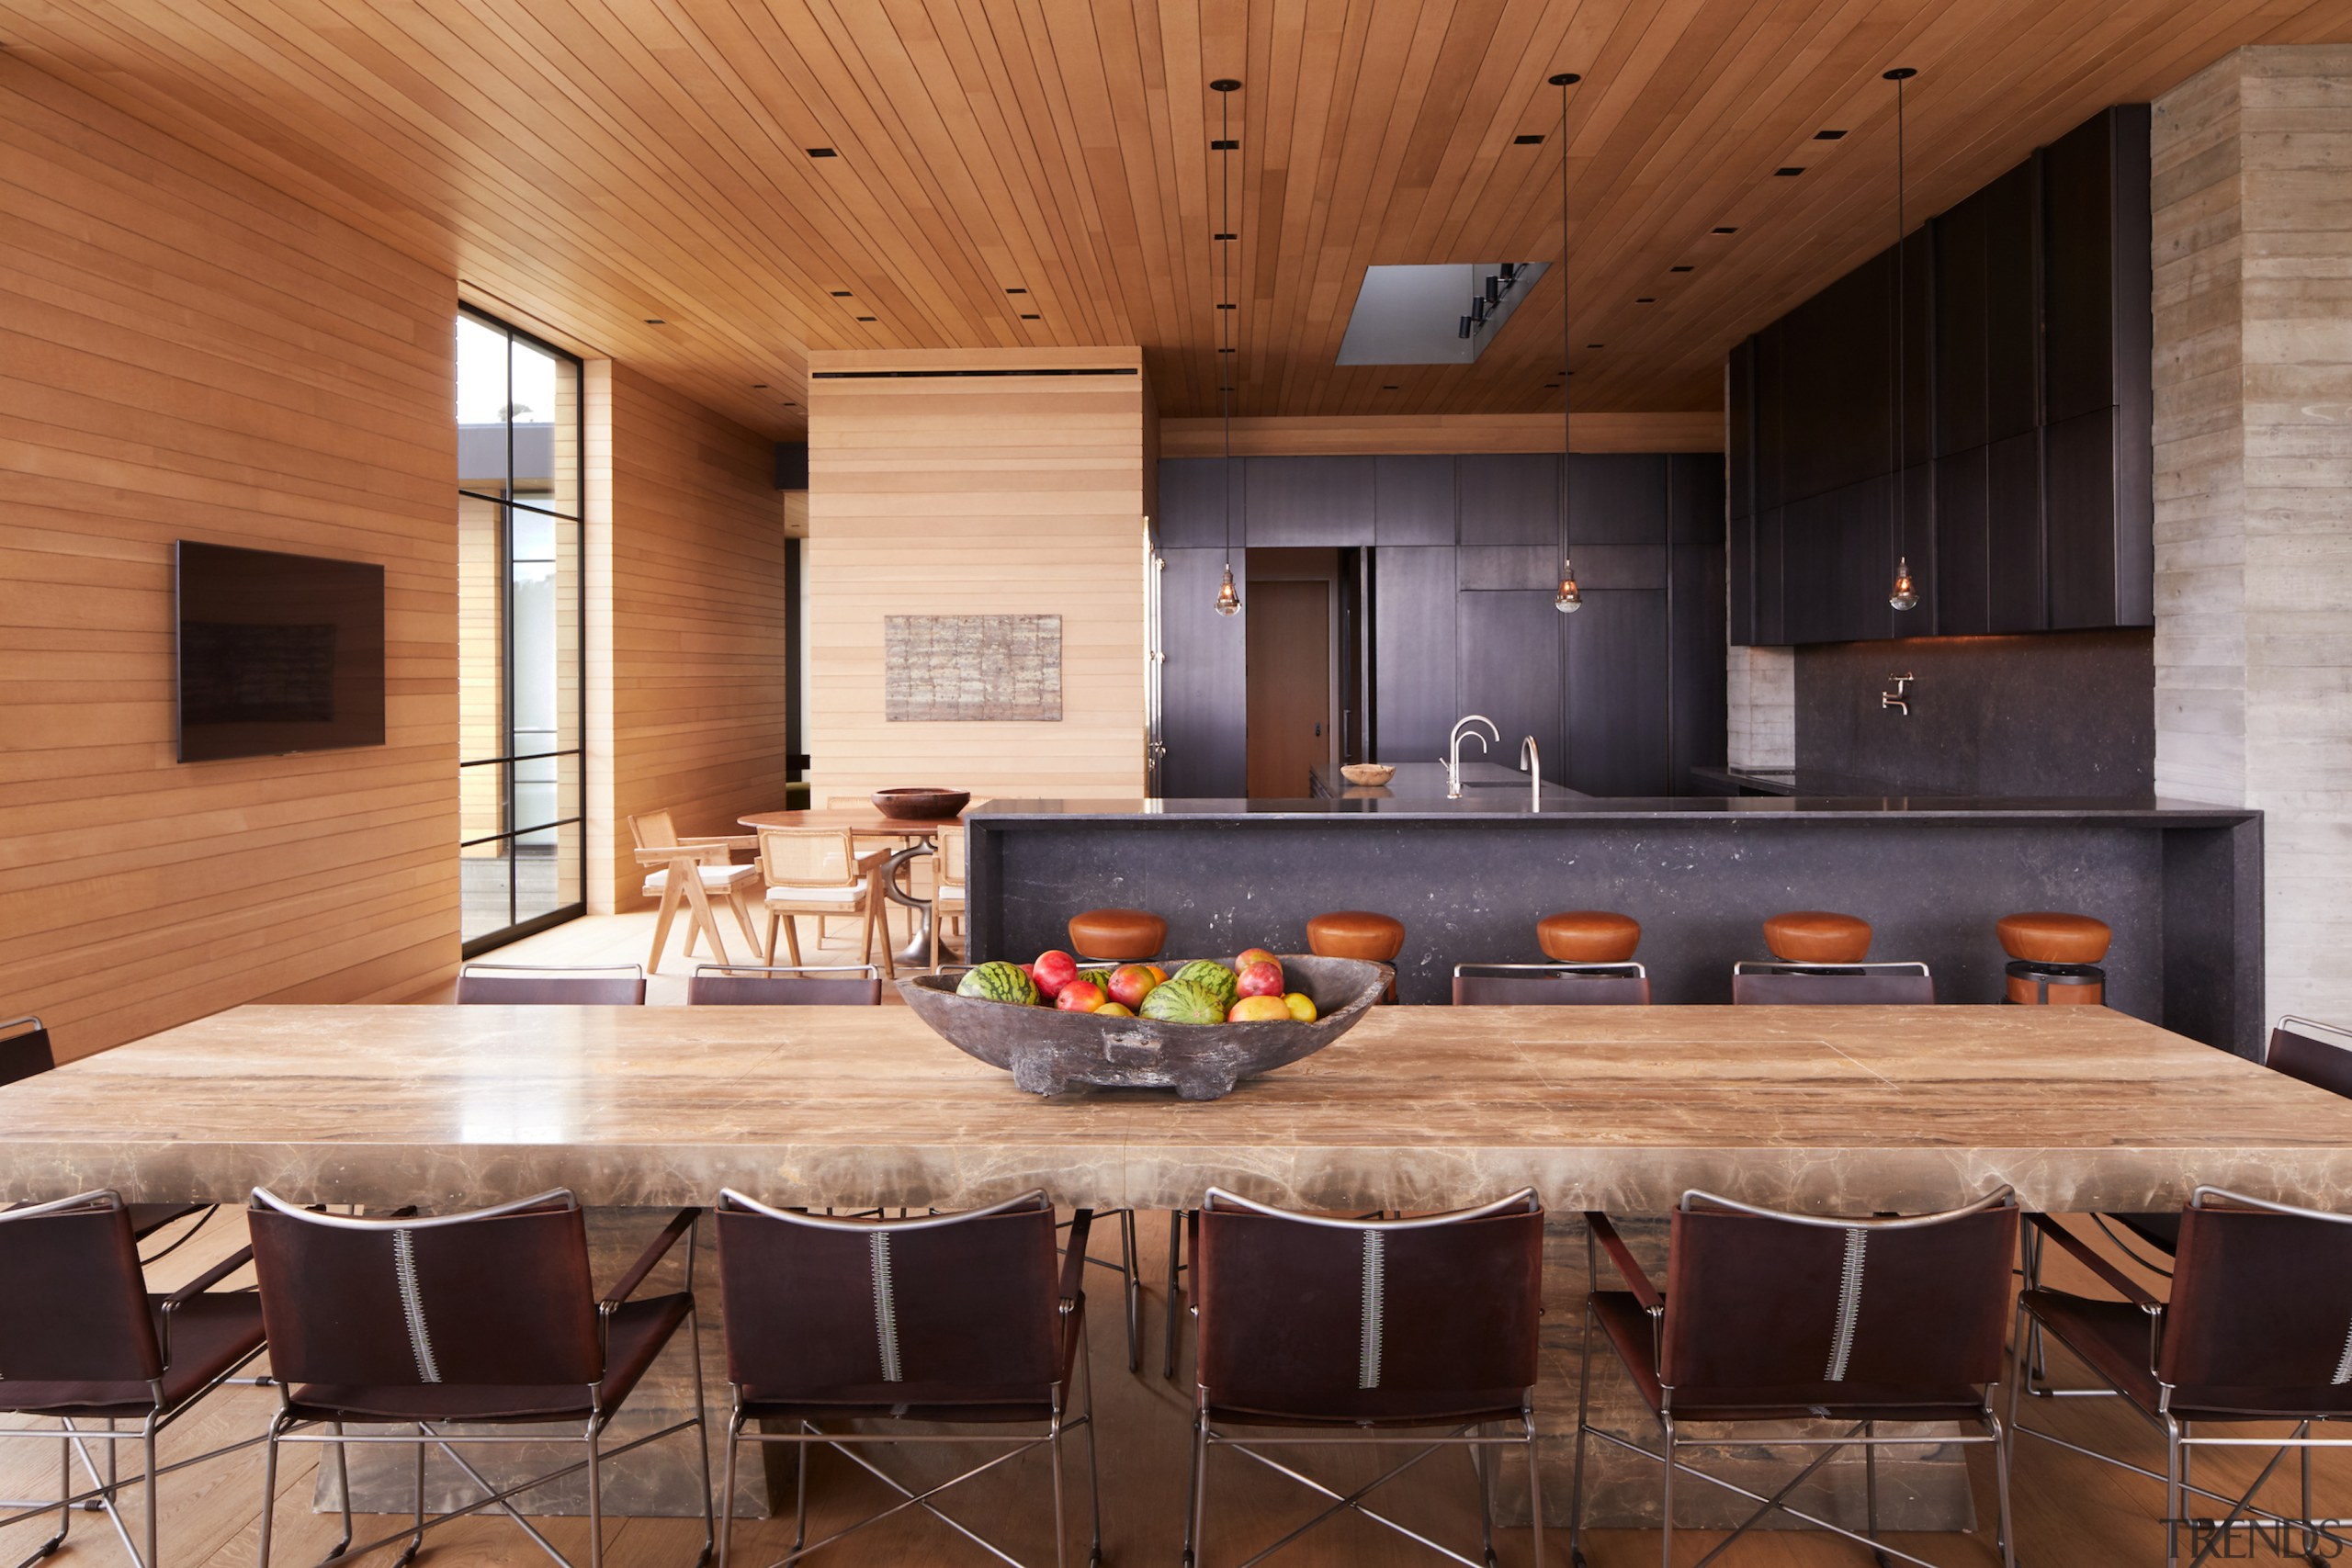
[459,306,587,957]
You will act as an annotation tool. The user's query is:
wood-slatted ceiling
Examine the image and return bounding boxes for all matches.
[6,0,2347,440]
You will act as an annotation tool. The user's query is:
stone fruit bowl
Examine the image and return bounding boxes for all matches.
[898,955,1388,1100]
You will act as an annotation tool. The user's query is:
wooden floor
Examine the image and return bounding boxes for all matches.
[15,908,2334,1567]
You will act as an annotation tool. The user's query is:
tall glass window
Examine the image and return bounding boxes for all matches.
[457,309,584,952]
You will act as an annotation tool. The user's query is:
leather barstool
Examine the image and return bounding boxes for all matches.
[1068,907,1167,962]
[1537,910,1641,964]
[1307,909,1406,1002]
[1997,911,2111,1005]
[1762,910,1872,964]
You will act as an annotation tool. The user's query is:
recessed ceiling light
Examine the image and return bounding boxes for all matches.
[1019,313,1040,320]
[1218,347,1236,354]
[855,315,876,322]
[1513,133,1544,145]
[1670,265,1693,273]
[1774,166,1804,176]
[752,382,768,389]
[1587,343,1603,349]
[1005,287,1027,294]
[1636,297,1656,303]
[1712,226,1738,234]
[1815,129,1848,141]
[1211,138,1238,151]
[807,147,838,158]
[1216,303,1236,310]
[1214,231,1237,241]
[1382,384,1399,390]
[830,289,852,298]
[643,318,665,324]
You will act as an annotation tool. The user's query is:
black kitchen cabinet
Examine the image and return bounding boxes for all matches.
[1159,547,1249,795]
[1244,457,1374,546]
[1669,543,1729,788]
[1457,454,1558,545]
[1158,458,1230,549]
[1461,591,1564,783]
[1566,590,1669,795]
[1569,454,1668,543]
[1729,105,2150,646]
[1374,456,1455,544]
[1372,545,1459,764]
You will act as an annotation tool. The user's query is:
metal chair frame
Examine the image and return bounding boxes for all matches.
[712,1190,1102,1568]
[1731,960,1933,977]
[455,962,648,1005]
[0,1190,267,1568]
[248,1188,714,1568]
[1182,1187,1545,1568]
[1452,962,1648,980]
[1570,1186,2018,1568]
[2010,1189,2352,1568]
[685,963,886,1007]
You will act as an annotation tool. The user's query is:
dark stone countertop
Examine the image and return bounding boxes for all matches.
[1690,764,1910,796]
[1307,760,1588,802]
[967,794,2259,826]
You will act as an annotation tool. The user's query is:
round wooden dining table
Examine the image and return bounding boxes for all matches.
[738,807,966,965]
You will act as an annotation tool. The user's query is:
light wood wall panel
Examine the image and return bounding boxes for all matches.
[807,350,1148,807]
[0,54,459,1058]
[1159,412,1722,457]
[586,365,790,912]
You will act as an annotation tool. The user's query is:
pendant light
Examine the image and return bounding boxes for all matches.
[1550,71,1584,615]
[1212,77,1243,618]
[1885,66,1920,614]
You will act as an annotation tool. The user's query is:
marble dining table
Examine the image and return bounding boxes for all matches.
[5,1001,2351,1214]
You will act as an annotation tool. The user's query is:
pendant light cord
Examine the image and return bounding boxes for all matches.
[1220,83,1234,571]
[1889,68,1912,560]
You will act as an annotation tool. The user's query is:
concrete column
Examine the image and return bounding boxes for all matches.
[2154,46,2352,1025]
[1726,645,1796,771]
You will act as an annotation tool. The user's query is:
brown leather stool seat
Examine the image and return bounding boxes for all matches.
[1762,910,1871,964]
[1306,910,1406,962]
[1996,911,2112,964]
[1537,910,1641,964]
[1997,910,2110,1006]
[1068,908,1167,962]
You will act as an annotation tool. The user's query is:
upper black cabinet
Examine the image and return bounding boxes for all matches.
[1457,454,1559,545]
[1243,457,1374,546]
[1730,105,2152,645]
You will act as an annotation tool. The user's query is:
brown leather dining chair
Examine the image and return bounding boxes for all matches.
[2097,1013,2352,1266]
[1452,962,1652,1006]
[712,1188,1100,1568]
[1575,1186,2019,1568]
[1,1014,214,1255]
[1185,1186,1545,1568]
[454,963,647,1004]
[2013,1189,2352,1567]
[1730,960,1936,1005]
[0,1189,267,1568]
[244,1187,711,1568]
[686,963,885,1006]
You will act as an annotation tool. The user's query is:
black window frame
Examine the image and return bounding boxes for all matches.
[457,306,588,956]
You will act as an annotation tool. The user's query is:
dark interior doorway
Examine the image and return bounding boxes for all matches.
[1246,549,1349,798]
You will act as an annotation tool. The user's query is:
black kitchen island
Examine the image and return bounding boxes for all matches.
[962,793,2264,1055]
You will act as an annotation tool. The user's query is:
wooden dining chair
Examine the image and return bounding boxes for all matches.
[756,827,894,980]
[930,825,968,971]
[630,809,764,974]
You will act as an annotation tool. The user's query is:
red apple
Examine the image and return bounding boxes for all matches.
[1236,947,1281,971]
[1236,959,1284,998]
[1031,949,1080,998]
[1055,979,1106,1012]
[1108,964,1159,1009]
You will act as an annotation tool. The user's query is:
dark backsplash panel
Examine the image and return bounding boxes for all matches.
[1794,628,2154,795]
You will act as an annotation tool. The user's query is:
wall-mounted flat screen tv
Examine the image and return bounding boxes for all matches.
[175,541,386,762]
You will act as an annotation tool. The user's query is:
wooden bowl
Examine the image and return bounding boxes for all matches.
[870,787,970,820]
[898,955,1388,1100]
[1340,763,1396,785]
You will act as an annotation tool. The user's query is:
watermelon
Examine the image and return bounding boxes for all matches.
[1170,960,1239,1014]
[1078,967,1117,996]
[1139,980,1223,1025]
[957,961,1041,1007]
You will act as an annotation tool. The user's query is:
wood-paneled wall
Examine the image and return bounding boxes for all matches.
[1159,412,1722,457]
[585,365,791,911]
[0,55,459,1059]
[806,350,1148,806]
